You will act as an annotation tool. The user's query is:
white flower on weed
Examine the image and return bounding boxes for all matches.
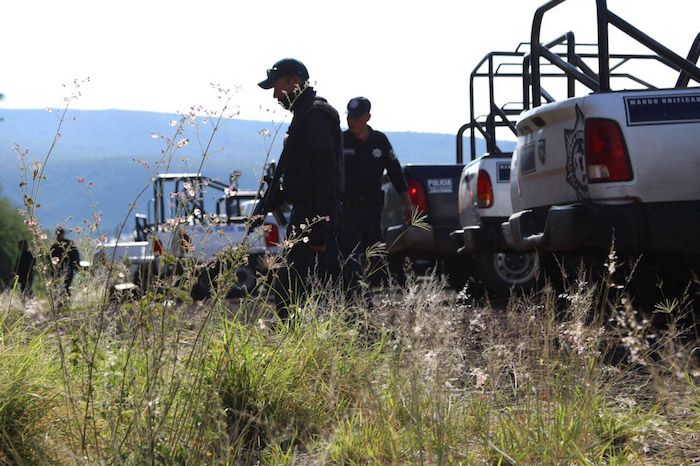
[193,208,201,217]
[151,132,159,138]
[32,161,42,179]
[469,310,486,332]
[177,138,189,148]
[183,182,195,197]
[166,217,183,228]
[169,120,178,126]
[470,367,488,388]
[605,250,618,275]
[51,257,59,266]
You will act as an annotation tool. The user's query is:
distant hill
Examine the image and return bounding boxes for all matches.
[0,109,504,238]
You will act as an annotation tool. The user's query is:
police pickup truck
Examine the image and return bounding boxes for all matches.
[381,48,538,296]
[95,170,287,299]
[382,164,465,289]
[503,0,700,292]
[450,48,539,296]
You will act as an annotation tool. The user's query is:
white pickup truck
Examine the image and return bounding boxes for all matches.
[502,0,700,286]
[450,49,538,296]
[96,171,288,298]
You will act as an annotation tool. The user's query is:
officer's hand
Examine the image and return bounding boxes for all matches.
[403,204,415,225]
[309,244,327,252]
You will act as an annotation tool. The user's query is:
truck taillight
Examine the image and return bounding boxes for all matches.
[153,237,163,256]
[264,222,279,247]
[476,170,493,208]
[585,119,632,183]
[407,180,428,213]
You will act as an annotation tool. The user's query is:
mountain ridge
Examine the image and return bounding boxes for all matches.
[0,108,498,237]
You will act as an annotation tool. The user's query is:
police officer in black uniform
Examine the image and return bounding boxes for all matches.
[341,97,413,300]
[258,58,344,320]
[50,228,81,298]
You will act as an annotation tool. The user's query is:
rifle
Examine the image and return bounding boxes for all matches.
[248,160,288,232]
[249,98,325,233]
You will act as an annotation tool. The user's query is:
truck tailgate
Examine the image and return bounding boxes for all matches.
[514,89,700,211]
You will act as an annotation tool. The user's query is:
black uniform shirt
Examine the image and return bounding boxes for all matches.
[282,88,343,212]
[343,126,408,201]
[281,88,343,245]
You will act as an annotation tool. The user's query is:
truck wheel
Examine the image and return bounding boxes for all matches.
[134,262,158,295]
[227,265,257,298]
[387,255,408,287]
[443,256,470,291]
[475,252,537,297]
[191,270,213,301]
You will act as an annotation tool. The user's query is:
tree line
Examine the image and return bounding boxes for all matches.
[0,183,29,287]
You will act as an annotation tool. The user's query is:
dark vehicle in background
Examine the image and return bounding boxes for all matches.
[381,164,464,288]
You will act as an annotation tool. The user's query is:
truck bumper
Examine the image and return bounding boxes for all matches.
[452,218,510,255]
[385,223,438,255]
[503,201,700,254]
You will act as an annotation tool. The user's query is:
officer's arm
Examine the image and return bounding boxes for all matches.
[303,111,337,246]
[383,138,414,221]
[383,139,408,195]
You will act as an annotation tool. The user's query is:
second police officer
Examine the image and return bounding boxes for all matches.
[341,97,414,303]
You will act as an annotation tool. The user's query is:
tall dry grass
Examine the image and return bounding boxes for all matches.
[3,246,700,464]
[3,81,700,464]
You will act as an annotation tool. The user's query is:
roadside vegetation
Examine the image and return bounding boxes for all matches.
[2,83,699,464]
[3,253,700,464]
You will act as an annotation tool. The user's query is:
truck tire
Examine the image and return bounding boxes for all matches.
[474,251,537,297]
[443,256,471,291]
[191,269,213,300]
[134,262,159,295]
[190,262,258,299]
[227,265,257,298]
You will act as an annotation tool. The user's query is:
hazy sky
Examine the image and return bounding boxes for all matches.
[2,0,697,134]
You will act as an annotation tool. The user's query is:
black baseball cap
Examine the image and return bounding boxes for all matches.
[347,97,371,117]
[258,58,309,89]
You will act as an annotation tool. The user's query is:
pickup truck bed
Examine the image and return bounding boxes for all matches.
[506,90,700,254]
[502,0,700,306]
